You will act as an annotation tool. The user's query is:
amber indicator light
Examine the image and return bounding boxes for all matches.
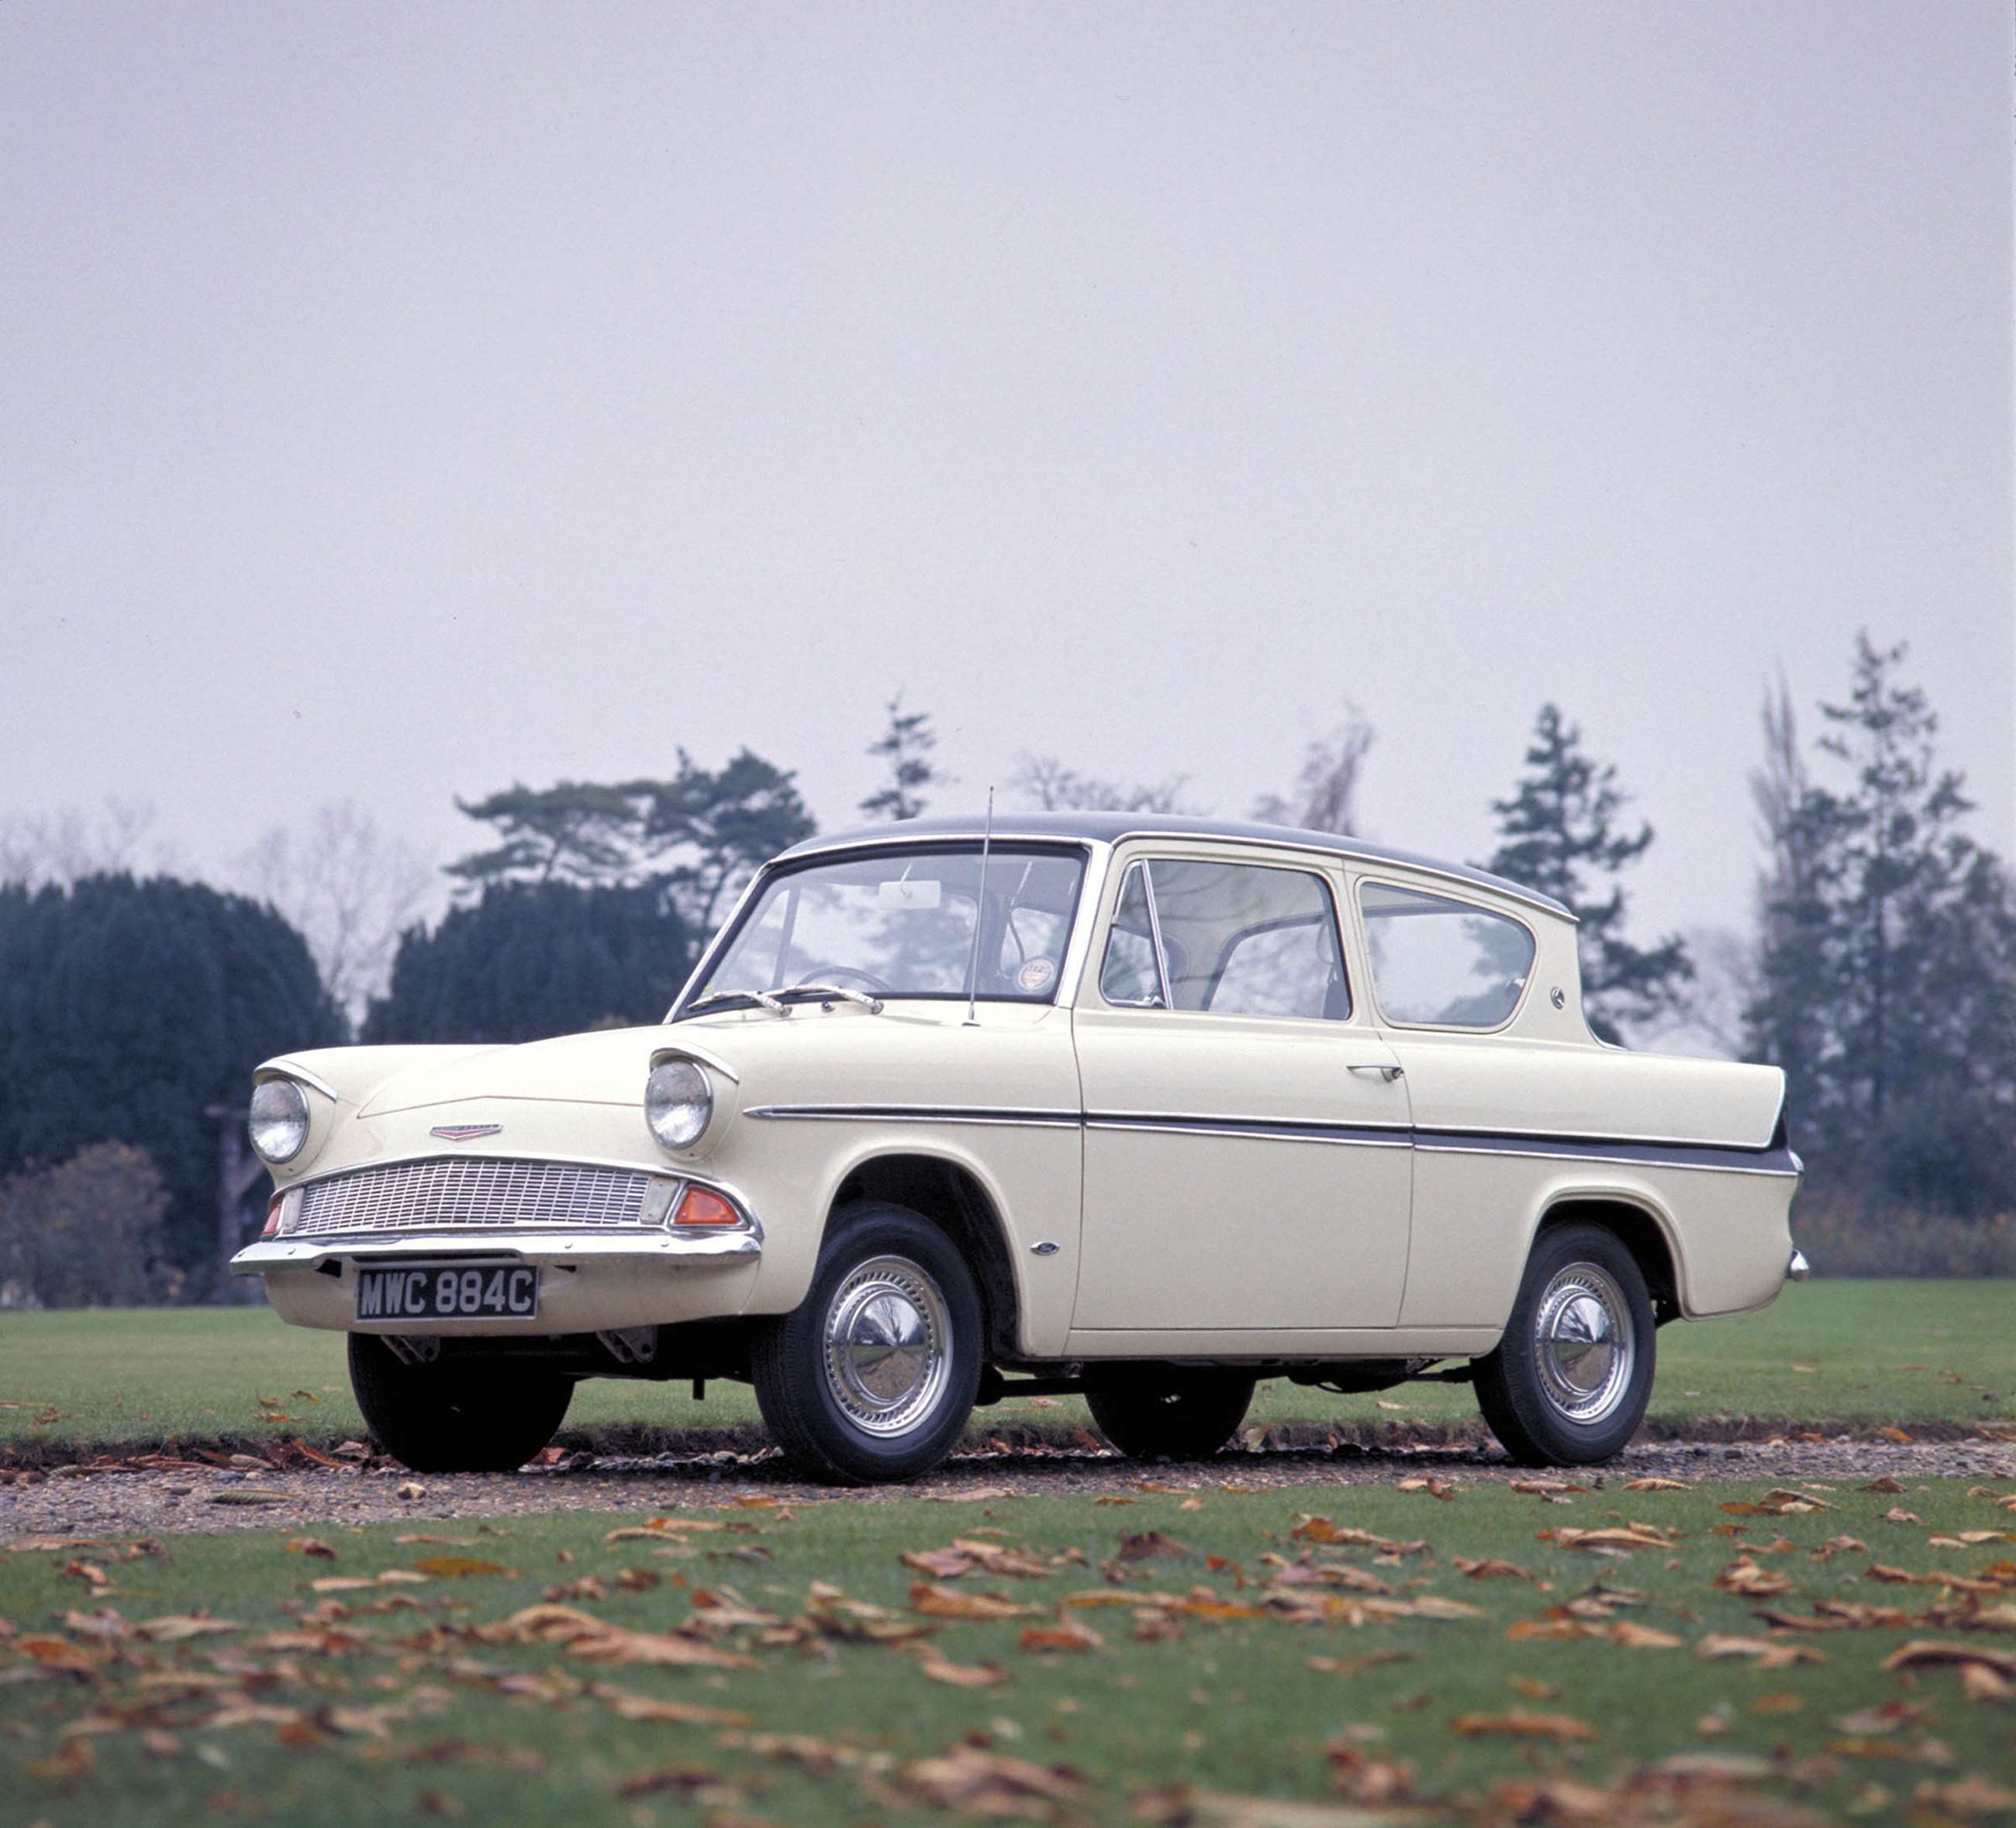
[675,1186,739,1227]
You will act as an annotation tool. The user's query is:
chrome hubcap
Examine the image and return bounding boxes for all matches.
[1533,1262,1634,1425]
[822,1255,952,1437]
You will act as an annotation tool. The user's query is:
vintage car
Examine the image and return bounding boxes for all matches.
[233,813,1805,1483]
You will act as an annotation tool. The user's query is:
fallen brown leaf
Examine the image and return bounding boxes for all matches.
[1714,1558,1796,1598]
[589,1684,751,1727]
[908,1581,1041,1621]
[900,1743,1088,1812]
[1913,1775,2016,1817]
[475,1604,755,1669]
[1305,1650,1416,1677]
[1018,1616,1103,1654]
[1450,1707,1597,1741]
[134,1615,241,1643]
[917,1646,1009,1686]
[1880,1638,2016,1679]
[1696,1633,1827,1669]
[27,1737,96,1784]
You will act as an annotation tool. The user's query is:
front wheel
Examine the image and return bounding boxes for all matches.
[347,1336,574,1473]
[1472,1222,1655,1466]
[751,1202,982,1484]
[1086,1368,1256,1461]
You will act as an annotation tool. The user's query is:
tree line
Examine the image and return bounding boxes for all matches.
[1,639,2010,1303]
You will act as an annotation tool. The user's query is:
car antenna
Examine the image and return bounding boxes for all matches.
[963,787,994,1027]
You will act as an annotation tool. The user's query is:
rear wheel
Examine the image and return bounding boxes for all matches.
[751,1202,982,1485]
[347,1335,574,1473]
[1472,1221,1655,1466]
[1086,1368,1256,1461]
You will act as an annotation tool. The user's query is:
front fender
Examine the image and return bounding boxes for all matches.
[719,1115,1082,1357]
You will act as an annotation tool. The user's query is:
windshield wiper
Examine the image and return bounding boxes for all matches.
[682,988,786,1017]
[773,982,885,1014]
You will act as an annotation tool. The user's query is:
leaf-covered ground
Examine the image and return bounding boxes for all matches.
[4,1474,2013,1826]
[3,1281,2012,1460]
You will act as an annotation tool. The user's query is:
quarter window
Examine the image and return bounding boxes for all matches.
[1097,858,1348,1020]
[1358,882,1534,1028]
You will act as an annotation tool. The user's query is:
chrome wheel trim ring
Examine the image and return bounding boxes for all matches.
[1532,1261,1635,1426]
[820,1254,953,1438]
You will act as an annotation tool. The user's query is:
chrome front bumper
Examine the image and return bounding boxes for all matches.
[1786,1247,1811,1283]
[230,1226,762,1334]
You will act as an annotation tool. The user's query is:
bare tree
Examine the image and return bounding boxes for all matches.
[0,797,181,888]
[234,800,438,1024]
[1637,923,1753,1060]
[1254,705,1376,836]
[1010,754,1196,815]
[1750,669,1812,946]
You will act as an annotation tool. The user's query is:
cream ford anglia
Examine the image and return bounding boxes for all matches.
[233,814,1806,1484]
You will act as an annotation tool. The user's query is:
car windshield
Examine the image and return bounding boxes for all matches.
[686,845,1087,1009]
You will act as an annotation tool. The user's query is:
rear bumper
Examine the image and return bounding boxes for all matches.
[230,1226,761,1334]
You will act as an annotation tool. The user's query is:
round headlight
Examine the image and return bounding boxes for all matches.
[646,1059,713,1150]
[248,1078,311,1164]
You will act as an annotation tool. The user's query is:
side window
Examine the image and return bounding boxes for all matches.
[1358,882,1534,1028]
[1098,864,1165,1006]
[1099,857,1348,1020]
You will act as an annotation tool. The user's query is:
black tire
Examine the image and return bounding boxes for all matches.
[1086,1368,1256,1462]
[1472,1222,1655,1467]
[751,1202,983,1485]
[347,1335,574,1474]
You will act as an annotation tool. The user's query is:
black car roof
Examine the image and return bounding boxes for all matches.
[778,812,1573,922]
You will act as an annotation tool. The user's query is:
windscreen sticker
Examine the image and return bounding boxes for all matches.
[1017,957,1057,993]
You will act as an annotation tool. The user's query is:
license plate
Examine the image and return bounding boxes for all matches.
[354,1263,539,1322]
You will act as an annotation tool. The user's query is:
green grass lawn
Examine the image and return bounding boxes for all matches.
[2,1281,2011,1457]
[4,1476,2013,1824]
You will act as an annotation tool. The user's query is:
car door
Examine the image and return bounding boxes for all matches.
[1068,847,1414,1339]
[1348,874,1555,1329]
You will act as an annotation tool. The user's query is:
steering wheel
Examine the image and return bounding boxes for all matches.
[793,964,896,996]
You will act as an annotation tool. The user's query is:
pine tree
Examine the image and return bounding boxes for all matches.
[1483,705,1691,1043]
[444,782,640,892]
[628,750,816,931]
[1747,636,2016,1214]
[860,693,947,822]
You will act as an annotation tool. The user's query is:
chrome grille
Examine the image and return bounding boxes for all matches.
[293,1157,660,1237]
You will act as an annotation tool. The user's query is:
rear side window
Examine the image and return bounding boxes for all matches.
[1098,857,1349,1020]
[1358,882,1534,1028]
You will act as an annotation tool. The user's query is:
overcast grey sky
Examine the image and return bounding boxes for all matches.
[3,2,2009,950]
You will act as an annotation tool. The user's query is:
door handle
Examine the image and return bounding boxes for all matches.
[1348,1063,1404,1083]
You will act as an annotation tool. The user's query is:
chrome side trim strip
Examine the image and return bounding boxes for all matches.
[1086,1114,1411,1148]
[746,1103,1082,1129]
[1416,1137,1802,1178]
[741,1103,1798,1175]
[1414,1120,1782,1151]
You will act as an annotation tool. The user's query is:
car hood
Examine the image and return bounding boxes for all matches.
[352,1029,682,1115]
[268,1002,1069,1123]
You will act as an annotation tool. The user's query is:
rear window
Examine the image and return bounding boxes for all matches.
[1358,882,1534,1028]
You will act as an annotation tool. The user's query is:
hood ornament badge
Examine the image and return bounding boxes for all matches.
[430,1123,502,1142]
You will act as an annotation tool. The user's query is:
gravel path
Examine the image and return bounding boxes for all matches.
[5,1434,2011,1540]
